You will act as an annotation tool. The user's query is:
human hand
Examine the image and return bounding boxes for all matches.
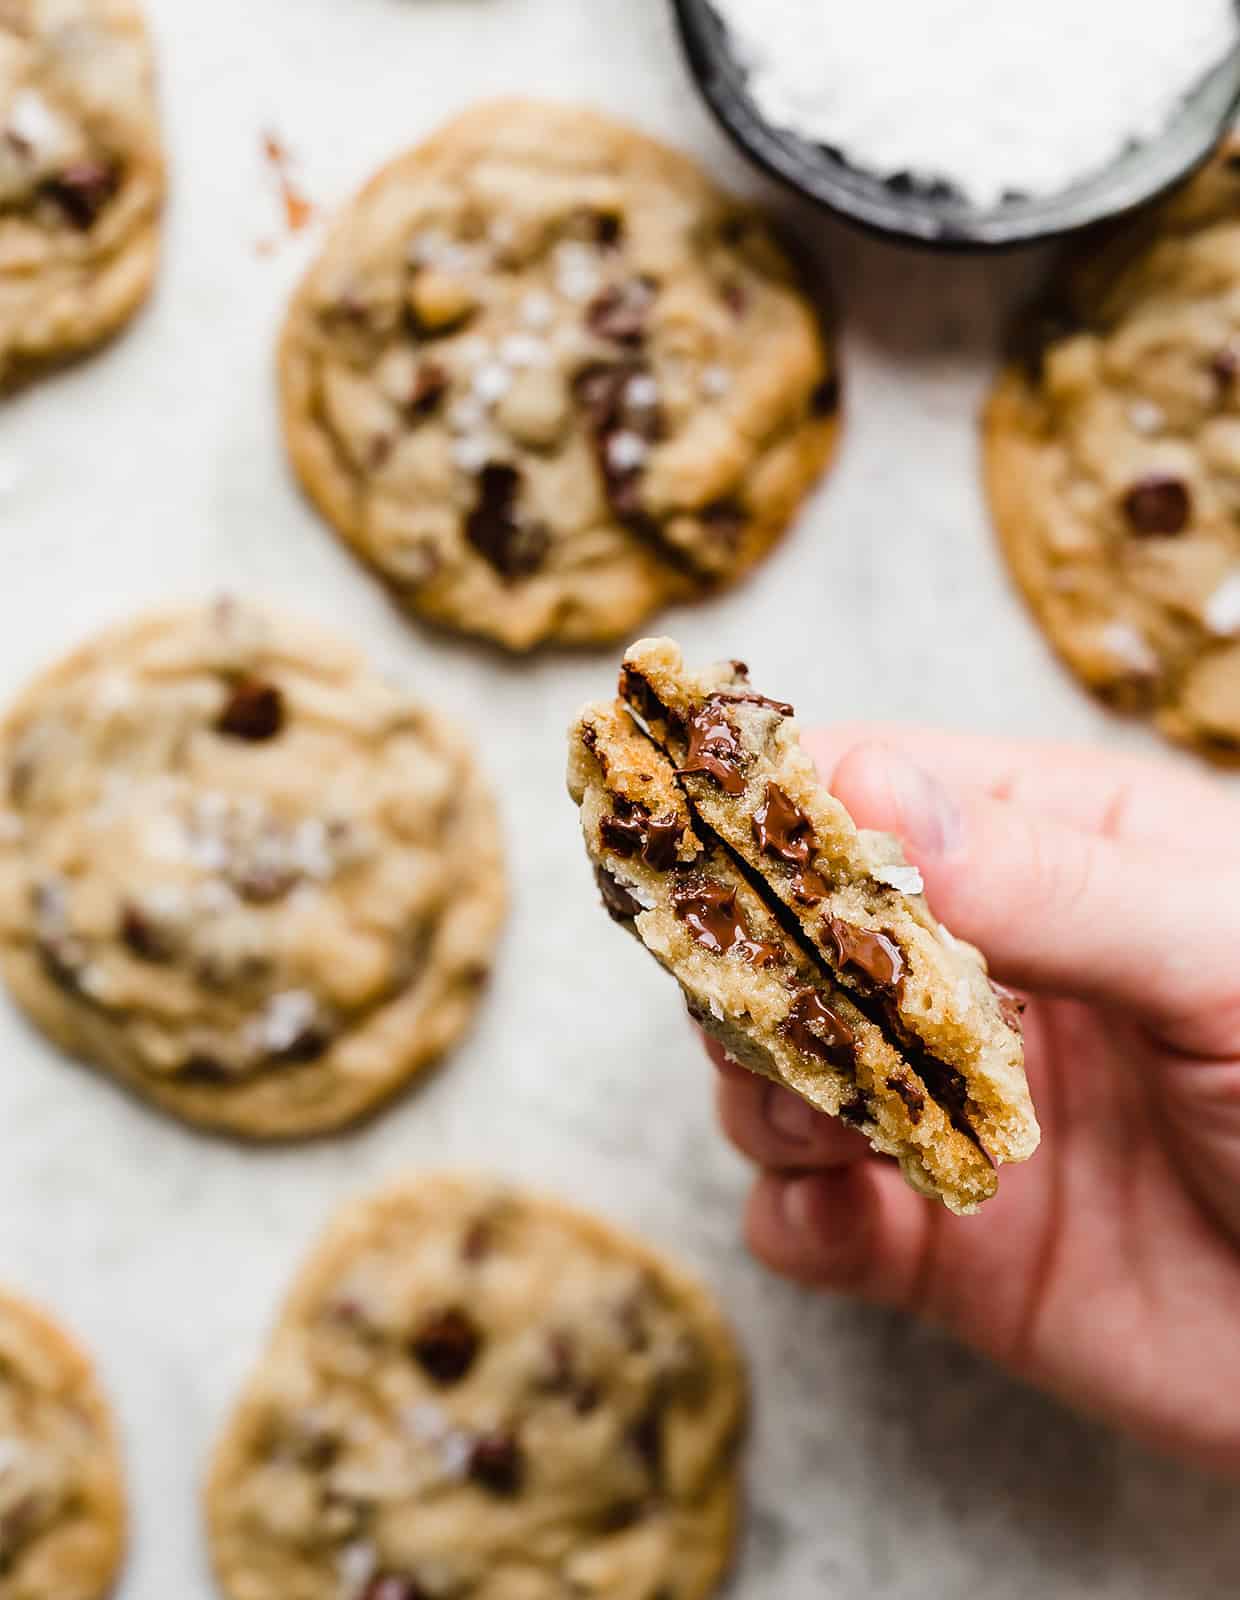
[711,728,1240,1476]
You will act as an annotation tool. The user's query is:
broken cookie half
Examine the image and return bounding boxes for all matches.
[568,642,1040,1214]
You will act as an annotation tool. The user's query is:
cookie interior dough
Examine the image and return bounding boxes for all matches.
[206,1173,745,1600]
[280,98,840,651]
[0,0,164,387]
[985,141,1240,759]
[0,601,505,1138]
[569,640,1039,1211]
[0,1288,125,1600]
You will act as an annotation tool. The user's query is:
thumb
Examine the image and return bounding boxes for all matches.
[828,741,1240,1056]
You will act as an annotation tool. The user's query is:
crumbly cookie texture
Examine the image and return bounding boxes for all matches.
[568,641,1039,1206]
[0,1289,125,1600]
[570,702,998,1212]
[279,98,839,651]
[0,602,504,1139]
[206,1173,745,1600]
[0,0,163,387]
[985,141,1240,760]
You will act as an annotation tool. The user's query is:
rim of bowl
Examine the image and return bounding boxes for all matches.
[672,0,1240,250]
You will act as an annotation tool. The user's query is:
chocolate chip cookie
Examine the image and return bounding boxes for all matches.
[985,142,1240,759]
[0,0,164,389]
[0,1288,125,1600]
[0,601,504,1138]
[569,641,1039,1213]
[206,1173,745,1600]
[279,99,839,651]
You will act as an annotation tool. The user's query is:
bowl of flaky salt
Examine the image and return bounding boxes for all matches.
[672,0,1240,248]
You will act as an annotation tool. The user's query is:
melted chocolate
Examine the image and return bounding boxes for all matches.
[752,782,814,866]
[780,990,856,1067]
[465,462,549,578]
[824,917,905,991]
[676,702,746,795]
[1122,473,1190,536]
[215,679,285,742]
[670,876,783,967]
[713,689,795,716]
[886,1072,926,1124]
[599,797,684,870]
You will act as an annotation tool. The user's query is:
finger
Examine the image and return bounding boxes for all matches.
[801,725,1239,850]
[828,741,1240,1053]
[716,1064,869,1170]
[744,1165,1045,1372]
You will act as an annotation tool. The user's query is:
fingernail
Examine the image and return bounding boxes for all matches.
[764,1085,819,1145]
[867,746,965,860]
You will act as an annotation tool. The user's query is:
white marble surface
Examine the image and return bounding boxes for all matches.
[2,0,1239,1594]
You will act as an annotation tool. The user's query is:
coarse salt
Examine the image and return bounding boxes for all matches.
[875,863,924,896]
[1205,570,1240,636]
[710,0,1240,208]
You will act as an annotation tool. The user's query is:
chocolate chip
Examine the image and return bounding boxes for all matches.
[596,1500,646,1533]
[42,160,118,228]
[699,498,748,550]
[178,1053,233,1084]
[120,905,173,963]
[367,434,393,470]
[839,1095,869,1127]
[464,462,549,579]
[461,1217,494,1264]
[617,666,671,732]
[599,798,685,870]
[720,279,748,317]
[628,1400,664,1481]
[234,861,298,905]
[676,702,746,794]
[468,1429,524,1496]
[810,374,841,417]
[407,361,448,419]
[1212,346,1240,391]
[268,1022,331,1064]
[596,865,643,922]
[1122,473,1190,536]
[586,277,658,345]
[886,1072,926,1123]
[752,782,815,868]
[670,874,783,967]
[361,1577,429,1600]
[215,680,285,742]
[411,1308,481,1385]
[824,918,905,991]
[780,990,856,1067]
[591,211,624,248]
[574,361,663,523]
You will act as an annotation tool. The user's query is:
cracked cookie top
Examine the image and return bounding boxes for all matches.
[280,99,839,651]
[206,1174,744,1600]
[0,0,163,386]
[0,601,504,1138]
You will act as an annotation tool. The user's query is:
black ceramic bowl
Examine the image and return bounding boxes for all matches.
[672,0,1240,249]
